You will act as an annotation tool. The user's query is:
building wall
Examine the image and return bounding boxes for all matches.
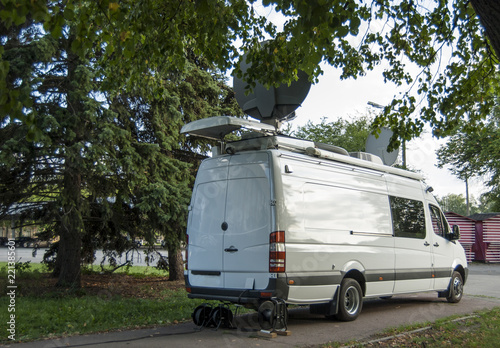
[447,212,500,263]
[0,220,39,239]
[445,212,475,262]
[484,215,500,262]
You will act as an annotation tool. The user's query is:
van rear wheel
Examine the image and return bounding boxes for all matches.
[336,278,363,321]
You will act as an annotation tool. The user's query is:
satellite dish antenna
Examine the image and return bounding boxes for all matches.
[233,47,311,128]
[365,128,399,166]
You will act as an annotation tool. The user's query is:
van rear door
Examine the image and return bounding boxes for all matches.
[223,153,272,289]
[187,157,228,288]
[187,152,272,290]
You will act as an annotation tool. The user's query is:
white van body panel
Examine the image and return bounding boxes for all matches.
[287,284,339,304]
[280,155,397,300]
[184,132,468,309]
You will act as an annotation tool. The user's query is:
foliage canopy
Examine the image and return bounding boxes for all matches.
[1,0,499,145]
[291,115,372,153]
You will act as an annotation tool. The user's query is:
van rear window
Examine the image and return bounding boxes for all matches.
[389,197,426,239]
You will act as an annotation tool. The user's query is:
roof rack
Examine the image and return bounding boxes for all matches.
[181,116,421,180]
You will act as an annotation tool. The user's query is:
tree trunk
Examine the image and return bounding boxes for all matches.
[55,37,85,288]
[168,246,184,281]
[470,0,500,58]
[56,223,82,288]
[56,155,83,288]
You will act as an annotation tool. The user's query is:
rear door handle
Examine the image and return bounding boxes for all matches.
[434,243,439,247]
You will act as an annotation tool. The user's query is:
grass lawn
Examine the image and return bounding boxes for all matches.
[0,262,221,343]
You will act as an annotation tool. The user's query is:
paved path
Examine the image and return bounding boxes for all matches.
[5,264,500,348]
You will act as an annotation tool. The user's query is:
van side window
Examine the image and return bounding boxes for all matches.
[389,196,426,239]
[302,183,392,234]
[429,205,449,237]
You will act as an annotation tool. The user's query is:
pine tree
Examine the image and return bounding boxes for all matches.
[0,22,100,287]
[0,8,243,286]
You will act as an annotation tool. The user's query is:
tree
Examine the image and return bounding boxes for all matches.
[2,0,499,146]
[0,0,252,138]
[0,19,188,287]
[477,191,500,213]
[291,115,372,153]
[0,7,241,286]
[470,1,500,57]
[436,102,500,211]
[0,21,105,287]
[436,193,480,216]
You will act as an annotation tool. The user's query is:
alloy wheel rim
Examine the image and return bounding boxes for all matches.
[453,277,463,299]
[344,286,360,315]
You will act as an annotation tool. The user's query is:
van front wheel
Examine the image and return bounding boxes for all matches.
[336,278,363,321]
[446,271,463,303]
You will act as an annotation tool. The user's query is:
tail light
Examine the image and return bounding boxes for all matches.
[269,231,285,272]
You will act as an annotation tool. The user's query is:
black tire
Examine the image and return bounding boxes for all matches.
[336,278,363,321]
[192,304,212,327]
[258,301,276,330]
[446,271,464,303]
[210,307,234,329]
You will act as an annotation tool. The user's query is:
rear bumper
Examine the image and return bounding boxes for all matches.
[185,276,289,306]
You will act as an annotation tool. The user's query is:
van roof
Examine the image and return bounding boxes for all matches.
[181,116,423,181]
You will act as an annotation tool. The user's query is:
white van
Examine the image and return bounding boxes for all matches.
[182,116,467,330]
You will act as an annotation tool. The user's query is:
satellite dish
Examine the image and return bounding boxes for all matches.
[365,128,399,166]
[233,49,311,127]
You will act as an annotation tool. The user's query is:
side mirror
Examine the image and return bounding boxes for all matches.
[447,225,460,241]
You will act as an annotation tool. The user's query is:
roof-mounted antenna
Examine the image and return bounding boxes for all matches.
[233,45,311,131]
[365,128,399,166]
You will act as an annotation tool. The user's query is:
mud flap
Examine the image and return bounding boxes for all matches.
[310,288,339,316]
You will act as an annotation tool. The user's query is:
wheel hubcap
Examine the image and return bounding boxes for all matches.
[344,286,360,315]
[453,277,463,299]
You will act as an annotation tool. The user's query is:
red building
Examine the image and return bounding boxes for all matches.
[468,213,500,263]
[445,212,500,263]
[444,212,476,262]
